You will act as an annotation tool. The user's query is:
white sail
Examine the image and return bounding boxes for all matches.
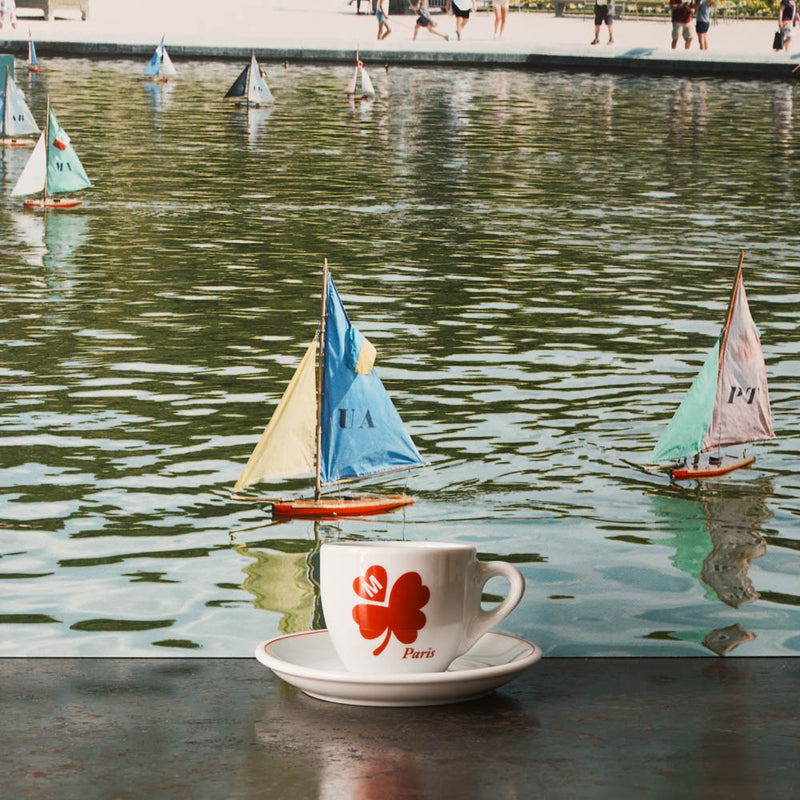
[247,53,274,106]
[234,340,318,492]
[10,132,45,196]
[160,48,178,79]
[359,66,375,97]
[3,73,39,137]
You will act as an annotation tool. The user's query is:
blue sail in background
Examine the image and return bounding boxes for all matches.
[143,38,163,78]
[143,36,176,80]
[320,274,424,484]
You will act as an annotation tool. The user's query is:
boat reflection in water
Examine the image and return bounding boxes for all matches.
[9,209,89,294]
[651,478,772,655]
[235,523,334,634]
[143,79,175,116]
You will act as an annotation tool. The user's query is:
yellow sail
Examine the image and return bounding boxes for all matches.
[234,340,317,492]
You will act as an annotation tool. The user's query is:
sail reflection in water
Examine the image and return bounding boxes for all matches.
[650,479,773,655]
[237,540,321,636]
[9,210,89,271]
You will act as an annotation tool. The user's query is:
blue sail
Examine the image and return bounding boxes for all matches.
[143,38,164,78]
[320,274,424,484]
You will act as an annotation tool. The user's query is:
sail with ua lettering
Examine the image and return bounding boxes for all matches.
[235,261,424,517]
[649,252,774,479]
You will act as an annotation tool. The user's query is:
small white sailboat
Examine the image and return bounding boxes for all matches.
[343,52,375,99]
[1,66,39,146]
[235,260,424,518]
[143,36,177,82]
[28,30,39,73]
[649,252,775,480]
[225,51,274,107]
[11,97,91,210]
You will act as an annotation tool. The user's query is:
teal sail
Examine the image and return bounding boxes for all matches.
[46,107,91,195]
[320,274,424,484]
[649,339,720,464]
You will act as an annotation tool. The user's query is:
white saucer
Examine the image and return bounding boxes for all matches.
[254,630,541,707]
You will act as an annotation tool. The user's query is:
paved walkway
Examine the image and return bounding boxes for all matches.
[2,0,799,77]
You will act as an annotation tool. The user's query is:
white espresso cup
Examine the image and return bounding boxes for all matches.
[320,541,525,674]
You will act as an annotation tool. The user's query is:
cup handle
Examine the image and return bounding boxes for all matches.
[461,560,525,653]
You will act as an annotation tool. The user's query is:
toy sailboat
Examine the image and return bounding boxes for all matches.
[143,36,177,82]
[235,260,424,518]
[225,51,274,107]
[1,66,39,146]
[28,30,39,73]
[649,252,774,480]
[343,52,375,99]
[11,97,91,210]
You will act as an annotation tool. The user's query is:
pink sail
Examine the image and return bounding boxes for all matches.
[704,266,774,452]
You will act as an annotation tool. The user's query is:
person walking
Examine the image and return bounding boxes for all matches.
[670,0,693,49]
[695,0,713,50]
[410,0,449,41]
[376,0,392,39]
[591,0,614,45]
[778,0,798,53]
[449,0,476,41]
[492,0,509,39]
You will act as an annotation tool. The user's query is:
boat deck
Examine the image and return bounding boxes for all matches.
[2,656,798,796]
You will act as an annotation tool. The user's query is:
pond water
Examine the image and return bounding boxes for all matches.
[1,59,798,657]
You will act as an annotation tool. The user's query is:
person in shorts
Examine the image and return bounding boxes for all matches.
[410,0,449,40]
[778,0,798,52]
[670,0,693,49]
[449,0,477,41]
[591,0,614,45]
[493,0,509,39]
[694,0,713,51]
[376,0,392,39]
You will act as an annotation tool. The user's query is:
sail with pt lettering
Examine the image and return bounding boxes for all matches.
[649,252,774,480]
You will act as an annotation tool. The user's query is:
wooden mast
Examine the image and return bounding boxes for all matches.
[314,259,329,501]
[42,95,50,207]
[719,250,745,368]
[2,66,7,140]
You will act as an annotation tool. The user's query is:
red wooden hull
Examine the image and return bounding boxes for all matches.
[0,137,34,147]
[23,197,83,210]
[671,455,755,481]
[272,494,415,519]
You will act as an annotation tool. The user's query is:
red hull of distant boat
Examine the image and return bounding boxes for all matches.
[272,494,415,519]
[671,455,755,481]
[24,197,83,210]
